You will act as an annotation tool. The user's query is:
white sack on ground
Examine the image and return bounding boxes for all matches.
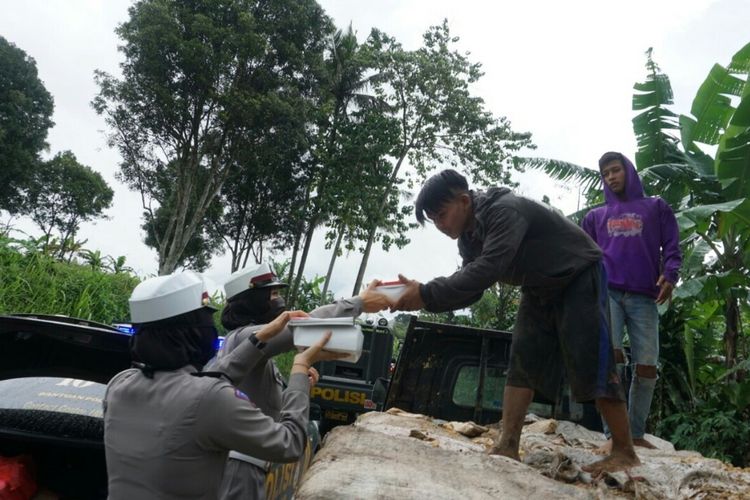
[296,410,750,500]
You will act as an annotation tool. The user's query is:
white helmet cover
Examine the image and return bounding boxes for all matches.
[129,270,215,323]
[224,262,287,300]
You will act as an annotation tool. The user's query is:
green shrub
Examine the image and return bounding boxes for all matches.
[656,406,750,466]
[0,235,139,324]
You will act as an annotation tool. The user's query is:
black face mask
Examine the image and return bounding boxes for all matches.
[221,288,287,330]
[256,296,286,324]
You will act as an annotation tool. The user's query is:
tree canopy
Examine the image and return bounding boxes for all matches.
[94,0,332,274]
[25,151,114,259]
[0,35,54,212]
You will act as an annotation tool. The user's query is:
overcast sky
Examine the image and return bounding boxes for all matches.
[1,0,748,298]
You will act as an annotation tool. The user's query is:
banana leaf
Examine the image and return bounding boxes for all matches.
[716,94,750,198]
[681,238,712,276]
[677,198,747,233]
[681,42,750,151]
[680,64,744,148]
[632,58,685,169]
[633,73,675,110]
[639,163,721,206]
[727,41,750,75]
[515,157,601,193]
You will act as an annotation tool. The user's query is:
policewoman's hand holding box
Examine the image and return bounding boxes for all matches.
[290,317,364,363]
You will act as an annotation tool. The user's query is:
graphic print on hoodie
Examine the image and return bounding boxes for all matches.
[582,154,681,298]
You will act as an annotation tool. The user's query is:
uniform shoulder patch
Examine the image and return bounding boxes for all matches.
[234,389,255,407]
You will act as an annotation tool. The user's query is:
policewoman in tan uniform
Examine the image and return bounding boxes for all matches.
[103,271,344,500]
[211,263,393,500]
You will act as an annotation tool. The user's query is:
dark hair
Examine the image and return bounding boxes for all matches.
[414,169,469,225]
[598,151,625,169]
[131,308,218,376]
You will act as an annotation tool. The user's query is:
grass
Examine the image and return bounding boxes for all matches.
[0,235,139,324]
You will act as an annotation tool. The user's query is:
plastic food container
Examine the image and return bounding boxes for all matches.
[374,281,407,301]
[289,317,364,363]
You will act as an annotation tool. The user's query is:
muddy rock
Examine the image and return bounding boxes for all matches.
[296,410,750,499]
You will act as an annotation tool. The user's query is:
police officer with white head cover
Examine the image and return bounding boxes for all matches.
[103,270,344,500]
[212,263,394,500]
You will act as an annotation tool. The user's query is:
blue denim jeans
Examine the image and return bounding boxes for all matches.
[602,288,659,439]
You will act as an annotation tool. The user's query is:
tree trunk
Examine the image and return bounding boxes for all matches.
[351,153,409,293]
[229,211,248,273]
[289,212,320,308]
[158,133,234,275]
[352,223,377,296]
[724,296,740,378]
[285,229,302,304]
[250,239,264,265]
[322,226,345,299]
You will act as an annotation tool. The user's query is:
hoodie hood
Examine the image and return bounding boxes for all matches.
[602,154,644,204]
[473,186,512,212]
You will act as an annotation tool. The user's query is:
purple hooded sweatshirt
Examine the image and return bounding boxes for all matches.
[581,154,681,298]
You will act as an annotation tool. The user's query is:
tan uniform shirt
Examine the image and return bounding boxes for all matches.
[210,296,363,500]
[104,335,309,500]
[210,296,364,419]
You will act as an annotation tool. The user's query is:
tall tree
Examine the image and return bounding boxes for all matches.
[212,141,309,272]
[0,36,54,212]
[350,21,533,293]
[320,107,401,299]
[24,151,114,259]
[286,24,378,306]
[209,0,333,273]
[93,0,331,274]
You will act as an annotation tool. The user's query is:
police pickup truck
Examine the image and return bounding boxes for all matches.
[0,314,319,500]
[385,316,600,427]
[308,314,600,436]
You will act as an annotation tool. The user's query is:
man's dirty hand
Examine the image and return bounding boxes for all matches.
[360,279,395,313]
[655,275,674,306]
[391,274,425,312]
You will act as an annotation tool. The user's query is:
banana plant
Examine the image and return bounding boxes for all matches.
[675,43,750,372]
[522,44,750,407]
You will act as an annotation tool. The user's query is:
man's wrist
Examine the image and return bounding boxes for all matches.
[418,283,429,308]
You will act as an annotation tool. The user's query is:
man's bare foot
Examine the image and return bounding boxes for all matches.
[488,444,520,461]
[594,439,612,455]
[583,449,640,474]
[633,437,657,449]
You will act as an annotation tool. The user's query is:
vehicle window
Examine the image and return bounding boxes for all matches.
[0,377,106,442]
[451,365,552,416]
[0,377,105,417]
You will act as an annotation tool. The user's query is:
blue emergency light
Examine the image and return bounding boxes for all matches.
[113,323,135,335]
[112,323,224,352]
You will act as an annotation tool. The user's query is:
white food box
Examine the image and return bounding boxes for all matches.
[289,317,364,363]
[374,281,407,301]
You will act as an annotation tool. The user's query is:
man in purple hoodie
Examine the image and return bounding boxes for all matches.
[582,151,681,450]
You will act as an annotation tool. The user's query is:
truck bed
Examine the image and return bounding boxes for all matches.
[296,409,750,499]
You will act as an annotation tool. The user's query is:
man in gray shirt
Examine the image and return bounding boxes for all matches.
[393,169,640,474]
